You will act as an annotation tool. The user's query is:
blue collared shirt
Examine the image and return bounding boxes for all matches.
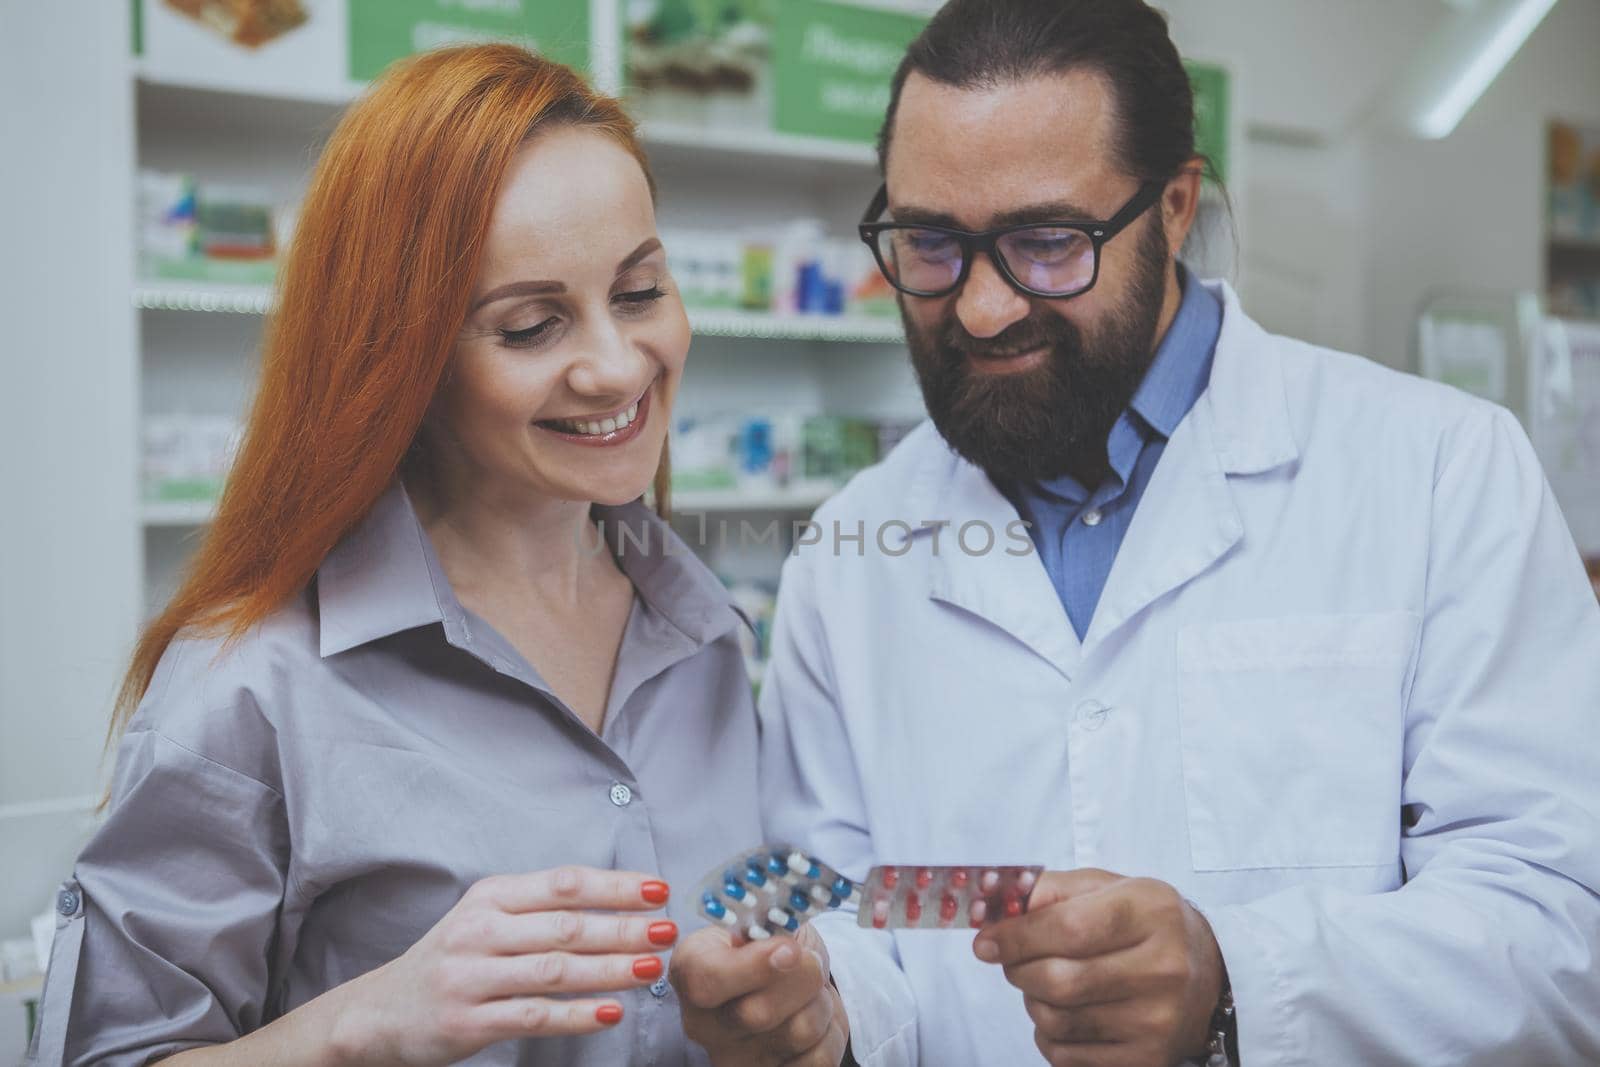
[1008,268,1222,639]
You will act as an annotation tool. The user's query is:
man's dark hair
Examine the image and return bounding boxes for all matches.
[879,0,1208,185]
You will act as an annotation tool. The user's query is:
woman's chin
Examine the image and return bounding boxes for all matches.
[561,470,657,508]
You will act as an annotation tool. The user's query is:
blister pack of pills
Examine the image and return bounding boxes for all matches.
[694,844,860,944]
[857,865,1045,930]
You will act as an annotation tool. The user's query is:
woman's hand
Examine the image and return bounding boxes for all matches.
[672,923,849,1067]
[330,866,677,1067]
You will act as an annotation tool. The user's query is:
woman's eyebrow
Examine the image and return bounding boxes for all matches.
[471,279,565,313]
[617,237,663,274]
[469,238,665,313]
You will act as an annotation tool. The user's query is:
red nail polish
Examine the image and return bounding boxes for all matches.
[595,1003,624,1025]
[641,881,670,905]
[648,921,678,946]
[633,956,663,980]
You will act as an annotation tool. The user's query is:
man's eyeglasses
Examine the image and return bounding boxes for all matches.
[857,180,1166,300]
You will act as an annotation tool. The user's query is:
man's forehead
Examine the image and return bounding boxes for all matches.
[884,70,1123,228]
[890,68,1117,162]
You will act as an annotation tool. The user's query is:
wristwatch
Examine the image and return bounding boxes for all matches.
[1195,983,1238,1066]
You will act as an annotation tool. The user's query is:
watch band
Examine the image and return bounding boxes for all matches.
[1199,985,1237,1066]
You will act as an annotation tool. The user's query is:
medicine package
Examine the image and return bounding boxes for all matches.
[695,844,1045,942]
[858,865,1045,930]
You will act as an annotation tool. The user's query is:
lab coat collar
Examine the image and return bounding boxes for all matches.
[913,279,1299,666]
[1202,279,1300,476]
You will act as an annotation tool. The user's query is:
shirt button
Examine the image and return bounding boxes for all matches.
[1074,700,1111,731]
[1082,508,1104,528]
[650,976,671,998]
[609,781,634,807]
[57,888,80,917]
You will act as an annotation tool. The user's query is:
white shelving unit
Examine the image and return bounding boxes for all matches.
[134,281,905,342]
[143,484,839,530]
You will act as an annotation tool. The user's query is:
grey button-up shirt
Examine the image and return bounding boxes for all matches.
[29,485,760,1067]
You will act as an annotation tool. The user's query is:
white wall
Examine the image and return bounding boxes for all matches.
[1365,0,1600,374]
[1163,0,1599,371]
[0,2,138,939]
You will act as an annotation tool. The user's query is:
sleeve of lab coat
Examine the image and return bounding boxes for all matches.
[1202,405,1600,1065]
[757,547,918,1067]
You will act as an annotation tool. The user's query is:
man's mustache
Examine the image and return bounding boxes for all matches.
[937,316,1080,363]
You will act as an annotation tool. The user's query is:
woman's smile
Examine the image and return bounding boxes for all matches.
[535,384,652,448]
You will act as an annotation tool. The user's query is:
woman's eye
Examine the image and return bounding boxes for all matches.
[499,318,558,348]
[614,286,667,309]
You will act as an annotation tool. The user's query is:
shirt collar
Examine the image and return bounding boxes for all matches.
[317,483,453,657]
[1021,264,1222,504]
[316,485,740,658]
[1128,264,1223,439]
[591,501,744,647]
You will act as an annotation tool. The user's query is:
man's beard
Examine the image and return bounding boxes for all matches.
[904,214,1171,486]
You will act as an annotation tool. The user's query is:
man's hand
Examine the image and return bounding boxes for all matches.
[972,869,1224,1067]
[671,923,849,1067]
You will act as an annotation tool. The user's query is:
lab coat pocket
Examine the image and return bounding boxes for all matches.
[1176,613,1418,871]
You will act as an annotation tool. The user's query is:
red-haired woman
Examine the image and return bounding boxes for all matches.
[29,46,763,1067]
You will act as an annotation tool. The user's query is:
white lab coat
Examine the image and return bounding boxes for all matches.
[757,281,1600,1066]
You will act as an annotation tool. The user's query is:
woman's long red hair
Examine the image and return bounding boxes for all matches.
[111,45,662,745]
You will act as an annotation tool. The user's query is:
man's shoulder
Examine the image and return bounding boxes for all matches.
[1264,328,1509,456]
[814,419,950,525]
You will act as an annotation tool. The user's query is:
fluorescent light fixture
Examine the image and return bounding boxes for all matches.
[1413,0,1559,139]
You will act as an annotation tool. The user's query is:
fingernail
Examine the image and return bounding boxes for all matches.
[648,921,678,946]
[633,956,663,980]
[771,943,799,970]
[641,881,670,905]
[595,1004,624,1025]
[973,938,998,962]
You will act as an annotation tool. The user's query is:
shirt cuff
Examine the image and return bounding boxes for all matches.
[812,912,917,1066]
[1195,900,1307,1067]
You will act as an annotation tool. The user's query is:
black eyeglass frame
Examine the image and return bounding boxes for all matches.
[857,179,1167,299]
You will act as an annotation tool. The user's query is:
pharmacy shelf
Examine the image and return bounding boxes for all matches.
[637,120,880,182]
[142,485,839,528]
[638,121,878,168]
[132,283,905,343]
[688,310,903,344]
[672,484,838,514]
[134,76,883,180]
[142,499,220,527]
[135,282,273,314]
[1549,237,1600,254]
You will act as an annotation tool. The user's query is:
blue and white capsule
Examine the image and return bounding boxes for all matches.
[702,891,739,927]
[787,851,822,880]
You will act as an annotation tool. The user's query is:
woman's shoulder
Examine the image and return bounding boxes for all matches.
[125,586,324,790]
